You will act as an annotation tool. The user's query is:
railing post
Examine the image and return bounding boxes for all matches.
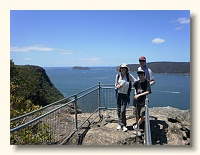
[145,96,152,145]
[74,94,78,130]
[98,81,101,117]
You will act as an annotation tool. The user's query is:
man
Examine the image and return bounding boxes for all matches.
[133,70,151,130]
[138,56,155,85]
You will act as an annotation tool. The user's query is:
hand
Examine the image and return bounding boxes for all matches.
[150,80,155,85]
[116,84,122,88]
[134,94,140,100]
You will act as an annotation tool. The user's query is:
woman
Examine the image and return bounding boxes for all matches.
[115,63,136,132]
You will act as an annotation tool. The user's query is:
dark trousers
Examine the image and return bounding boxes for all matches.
[117,93,128,127]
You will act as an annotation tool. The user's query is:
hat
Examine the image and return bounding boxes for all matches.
[118,63,129,72]
[120,63,128,68]
[137,70,145,75]
[139,56,146,61]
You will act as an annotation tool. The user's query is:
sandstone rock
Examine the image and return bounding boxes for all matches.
[65,106,190,145]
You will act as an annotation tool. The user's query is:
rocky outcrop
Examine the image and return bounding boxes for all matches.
[66,106,190,145]
[149,106,190,145]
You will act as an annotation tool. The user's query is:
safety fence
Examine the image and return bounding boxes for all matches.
[144,97,152,145]
[10,82,151,145]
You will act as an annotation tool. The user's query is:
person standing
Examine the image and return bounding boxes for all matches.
[115,63,136,132]
[138,56,155,85]
[133,70,151,130]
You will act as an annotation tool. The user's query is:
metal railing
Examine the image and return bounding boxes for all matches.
[10,84,99,145]
[10,82,152,145]
[144,97,152,145]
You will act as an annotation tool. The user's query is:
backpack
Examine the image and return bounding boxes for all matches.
[117,73,132,103]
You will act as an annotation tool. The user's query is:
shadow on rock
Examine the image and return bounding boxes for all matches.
[150,119,168,145]
[77,126,91,145]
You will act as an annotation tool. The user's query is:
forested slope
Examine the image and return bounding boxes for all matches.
[10,60,64,118]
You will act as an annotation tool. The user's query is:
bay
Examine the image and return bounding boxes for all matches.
[44,67,190,110]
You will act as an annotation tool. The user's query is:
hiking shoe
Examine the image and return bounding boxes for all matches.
[117,125,122,130]
[133,124,139,130]
[122,126,128,132]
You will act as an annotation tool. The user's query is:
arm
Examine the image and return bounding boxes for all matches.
[148,69,155,85]
[129,73,137,82]
[134,91,150,100]
[115,75,118,87]
[115,74,122,89]
[134,80,151,100]
[150,80,155,85]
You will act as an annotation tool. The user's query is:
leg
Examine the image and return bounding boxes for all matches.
[133,103,142,130]
[117,93,123,126]
[138,106,145,127]
[121,94,128,131]
[138,116,145,126]
[135,102,140,126]
[121,99,127,127]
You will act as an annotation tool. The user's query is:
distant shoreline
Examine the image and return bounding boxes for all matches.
[44,67,190,75]
[43,61,190,74]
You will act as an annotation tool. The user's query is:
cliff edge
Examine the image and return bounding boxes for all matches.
[66,106,190,145]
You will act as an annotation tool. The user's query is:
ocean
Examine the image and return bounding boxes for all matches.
[44,67,190,110]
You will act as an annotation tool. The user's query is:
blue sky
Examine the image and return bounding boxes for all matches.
[10,10,190,67]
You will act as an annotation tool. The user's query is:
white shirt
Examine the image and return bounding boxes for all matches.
[115,73,136,94]
[138,66,154,81]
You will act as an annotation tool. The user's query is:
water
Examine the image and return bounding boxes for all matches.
[44,67,190,110]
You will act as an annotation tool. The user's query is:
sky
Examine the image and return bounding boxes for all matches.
[10,10,190,67]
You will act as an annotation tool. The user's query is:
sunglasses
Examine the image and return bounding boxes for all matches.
[139,60,146,62]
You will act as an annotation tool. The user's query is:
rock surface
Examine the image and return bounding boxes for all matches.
[65,106,190,145]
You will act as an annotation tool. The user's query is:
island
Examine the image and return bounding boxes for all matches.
[72,66,90,70]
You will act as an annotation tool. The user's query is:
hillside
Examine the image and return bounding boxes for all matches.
[127,62,190,74]
[10,60,64,107]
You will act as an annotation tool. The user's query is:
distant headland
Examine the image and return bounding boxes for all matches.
[72,66,90,70]
[127,62,190,74]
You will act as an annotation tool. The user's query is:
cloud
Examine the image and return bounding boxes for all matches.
[57,49,80,55]
[174,26,184,31]
[170,17,190,31]
[170,17,190,25]
[10,45,77,56]
[152,38,165,44]
[175,17,190,24]
[78,57,100,64]
[24,58,31,60]
[10,45,54,52]
[59,52,72,55]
